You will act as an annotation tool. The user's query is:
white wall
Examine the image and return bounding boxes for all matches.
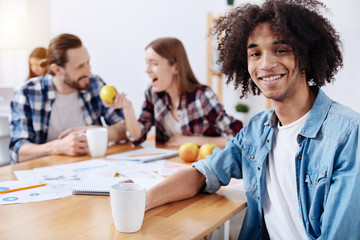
[47,0,268,119]
[0,0,51,87]
[49,0,219,117]
[1,0,360,117]
[320,1,360,112]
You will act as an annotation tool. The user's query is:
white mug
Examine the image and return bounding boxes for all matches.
[110,183,146,233]
[86,127,108,157]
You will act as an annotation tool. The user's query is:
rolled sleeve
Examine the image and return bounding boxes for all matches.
[193,159,221,193]
[9,89,34,164]
[10,139,29,164]
[103,108,125,125]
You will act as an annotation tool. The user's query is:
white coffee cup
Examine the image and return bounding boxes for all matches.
[110,183,146,233]
[86,127,108,157]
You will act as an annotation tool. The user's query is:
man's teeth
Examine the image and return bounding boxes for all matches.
[262,75,282,81]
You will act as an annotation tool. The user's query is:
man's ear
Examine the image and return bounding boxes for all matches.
[50,63,63,75]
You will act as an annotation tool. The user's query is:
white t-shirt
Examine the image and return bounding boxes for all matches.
[264,112,310,240]
[47,91,86,142]
[160,111,182,137]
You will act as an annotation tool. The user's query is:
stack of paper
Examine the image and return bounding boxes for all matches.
[106,147,178,163]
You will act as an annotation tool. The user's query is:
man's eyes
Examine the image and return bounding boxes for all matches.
[249,52,260,57]
[248,48,290,57]
[275,48,289,53]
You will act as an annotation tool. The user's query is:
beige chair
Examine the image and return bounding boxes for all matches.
[0,87,13,166]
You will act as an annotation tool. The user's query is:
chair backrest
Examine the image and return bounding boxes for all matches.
[0,119,11,166]
[0,87,13,166]
[0,87,14,112]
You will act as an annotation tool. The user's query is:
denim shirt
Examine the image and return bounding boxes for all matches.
[194,88,360,240]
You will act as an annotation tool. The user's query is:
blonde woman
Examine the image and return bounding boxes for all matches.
[28,47,47,79]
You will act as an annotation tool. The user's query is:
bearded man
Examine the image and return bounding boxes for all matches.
[10,34,126,163]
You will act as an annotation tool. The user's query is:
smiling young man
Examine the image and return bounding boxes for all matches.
[144,1,360,239]
[9,34,127,163]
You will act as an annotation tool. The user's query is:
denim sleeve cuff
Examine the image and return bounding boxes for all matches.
[192,159,221,193]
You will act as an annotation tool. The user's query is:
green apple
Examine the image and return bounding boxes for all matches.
[199,143,218,159]
[100,85,117,104]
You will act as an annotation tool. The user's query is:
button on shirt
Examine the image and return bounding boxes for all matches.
[9,74,124,163]
[193,87,360,240]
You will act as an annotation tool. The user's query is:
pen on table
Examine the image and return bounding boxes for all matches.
[0,183,46,194]
[129,152,166,157]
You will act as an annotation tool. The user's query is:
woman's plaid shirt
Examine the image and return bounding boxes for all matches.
[133,85,243,145]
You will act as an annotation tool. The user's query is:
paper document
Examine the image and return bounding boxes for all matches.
[71,167,164,196]
[8,158,182,204]
[106,147,178,163]
[0,180,59,205]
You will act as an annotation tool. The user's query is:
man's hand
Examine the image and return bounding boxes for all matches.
[18,131,90,162]
[53,132,88,156]
[58,126,87,139]
[58,126,100,139]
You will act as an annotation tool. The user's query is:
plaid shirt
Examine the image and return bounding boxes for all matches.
[133,85,243,145]
[9,74,124,163]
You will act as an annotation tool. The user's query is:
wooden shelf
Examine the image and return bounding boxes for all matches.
[211,70,222,76]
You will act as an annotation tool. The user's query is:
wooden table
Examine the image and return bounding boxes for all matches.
[0,142,246,240]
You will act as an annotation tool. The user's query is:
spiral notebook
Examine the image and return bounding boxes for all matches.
[72,177,164,196]
[72,179,118,196]
[72,187,109,196]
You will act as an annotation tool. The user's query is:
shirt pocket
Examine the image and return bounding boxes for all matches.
[240,142,257,162]
[240,142,258,193]
[305,168,328,221]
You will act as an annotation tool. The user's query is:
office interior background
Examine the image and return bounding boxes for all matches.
[0,0,359,165]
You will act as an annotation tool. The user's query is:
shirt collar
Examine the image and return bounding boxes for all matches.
[263,87,331,137]
[43,74,57,100]
[264,109,276,127]
[45,74,86,100]
[300,87,331,138]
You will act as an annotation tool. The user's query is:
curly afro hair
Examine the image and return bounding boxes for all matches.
[214,0,343,98]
